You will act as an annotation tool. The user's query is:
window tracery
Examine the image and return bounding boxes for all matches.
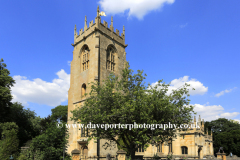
[106,47,115,71]
[82,47,89,71]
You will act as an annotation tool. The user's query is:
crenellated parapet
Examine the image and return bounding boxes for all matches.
[72,6,127,48]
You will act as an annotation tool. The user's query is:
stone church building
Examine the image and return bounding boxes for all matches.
[67,7,214,160]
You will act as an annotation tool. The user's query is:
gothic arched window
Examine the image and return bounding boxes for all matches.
[82,46,89,71]
[106,47,115,71]
[82,83,86,98]
[181,146,188,154]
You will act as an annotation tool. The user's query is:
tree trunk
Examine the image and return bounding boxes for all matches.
[130,148,136,160]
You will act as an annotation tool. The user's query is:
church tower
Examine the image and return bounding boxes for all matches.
[67,6,127,159]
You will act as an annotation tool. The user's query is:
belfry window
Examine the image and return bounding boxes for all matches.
[82,47,89,71]
[106,47,115,71]
[181,146,188,154]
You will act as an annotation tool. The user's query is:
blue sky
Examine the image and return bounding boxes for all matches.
[1,0,240,122]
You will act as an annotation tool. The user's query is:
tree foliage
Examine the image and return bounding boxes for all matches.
[205,118,240,156]
[51,105,68,122]
[0,122,19,159]
[20,122,70,160]
[214,129,240,156]
[0,58,15,123]
[19,105,71,160]
[205,118,240,134]
[229,119,240,124]
[39,115,52,133]
[9,102,41,147]
[72,64,195,159]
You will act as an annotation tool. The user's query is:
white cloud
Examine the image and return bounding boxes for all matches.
[180,23,188,28]
[151,76,208,96]
[99,0,175,19]
[215,87,237,97]
[11,69,70,107]
[193,103,240,122]
[219,112,240,119]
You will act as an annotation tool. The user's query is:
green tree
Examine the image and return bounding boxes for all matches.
[19,105,71,160]
[9,102,41,147]
[0,58,15,123]
[205,118,240,156]
[72,64,195,159]
[0,59,43,158]
[205,118,240,134]
[214,129,240,156]
[0,122,19,159]
[22,122,70,160]
[51,105,68,122]
[39,115,52,133]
